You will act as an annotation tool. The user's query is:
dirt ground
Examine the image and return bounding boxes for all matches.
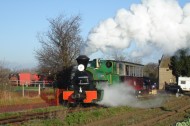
[0,103,50,113]
[0,91,56,113]
[85,93,190,126]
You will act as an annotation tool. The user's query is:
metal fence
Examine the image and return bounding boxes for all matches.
[1,80,53,98]
[9,80,53,87]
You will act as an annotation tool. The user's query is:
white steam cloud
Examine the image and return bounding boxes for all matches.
[98,84,165,108]
[85,0,190,59]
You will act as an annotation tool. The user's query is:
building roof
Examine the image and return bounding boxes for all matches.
[159,55,171,68]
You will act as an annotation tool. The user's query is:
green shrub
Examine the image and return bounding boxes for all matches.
[175,118,190,126]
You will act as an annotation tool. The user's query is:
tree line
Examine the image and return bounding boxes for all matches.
[169,48,190,81]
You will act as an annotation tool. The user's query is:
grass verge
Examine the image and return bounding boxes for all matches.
[0,106,66,120]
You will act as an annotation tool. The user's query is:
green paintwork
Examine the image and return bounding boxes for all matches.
[85,58,145,102]
[85,60,120,102]
[85,58,144,102]
[86,60,120,86]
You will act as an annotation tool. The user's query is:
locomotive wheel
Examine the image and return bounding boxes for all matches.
[68,102,78,107]
[80,103,91,107]
[59,93,64,104]
[62,100,69,106]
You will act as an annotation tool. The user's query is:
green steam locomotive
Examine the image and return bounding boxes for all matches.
[60,55,145,105]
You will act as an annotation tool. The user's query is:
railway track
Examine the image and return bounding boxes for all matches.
[130,95,190,126]
[0,105,104,125]
[0,110,59,125]
[131,104,190,126]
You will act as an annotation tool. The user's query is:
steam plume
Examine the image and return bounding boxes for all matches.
[85,0,190,59]
[98,84,165,108]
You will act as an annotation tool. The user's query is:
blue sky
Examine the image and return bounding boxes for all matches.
[0,0,189,69]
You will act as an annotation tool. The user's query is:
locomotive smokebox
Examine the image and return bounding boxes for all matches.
[76,55,90,69]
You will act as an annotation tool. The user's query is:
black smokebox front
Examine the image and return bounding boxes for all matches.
[76,55,90,69]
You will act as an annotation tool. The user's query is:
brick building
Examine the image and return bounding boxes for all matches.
[158,55,176,89]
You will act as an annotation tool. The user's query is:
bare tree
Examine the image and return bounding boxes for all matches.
[143,63,158,82]
[0,61,11,90]
[109,50,142,64]
[110,50,126,61]
[126,57,142,64]
[36,15,84,76]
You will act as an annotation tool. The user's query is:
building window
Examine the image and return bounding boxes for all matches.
[181,81,186,84]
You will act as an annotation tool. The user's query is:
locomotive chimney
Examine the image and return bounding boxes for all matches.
[76,55,90,69]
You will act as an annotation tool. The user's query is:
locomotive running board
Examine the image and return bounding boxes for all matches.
[63,91,74,102]
[84,91,97,103]
[63,91,97,103]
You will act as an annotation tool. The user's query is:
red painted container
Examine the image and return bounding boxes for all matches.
[19,73,31,85]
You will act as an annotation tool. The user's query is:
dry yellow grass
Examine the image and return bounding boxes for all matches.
[0,90,44,106]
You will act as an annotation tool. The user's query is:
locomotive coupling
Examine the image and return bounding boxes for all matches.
[79,87,82,93]
[71,92,86,100]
